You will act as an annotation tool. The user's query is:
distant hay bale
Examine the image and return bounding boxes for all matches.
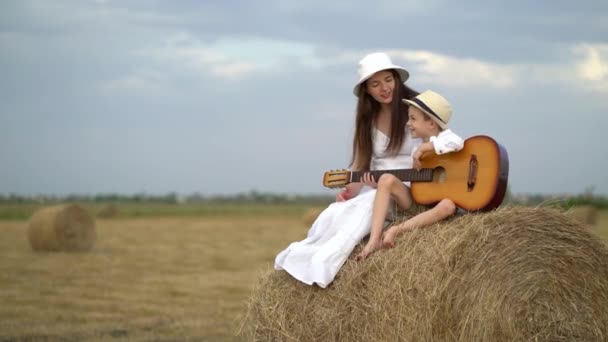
[97,203,119,218]
[566,205,598,225]
[301,207,325,226]
[243,206,608,341]
[27,204,96,252]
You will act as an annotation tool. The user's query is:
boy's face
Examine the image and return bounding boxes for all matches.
[407,106,435,139]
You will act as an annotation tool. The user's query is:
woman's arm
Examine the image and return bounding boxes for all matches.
[336,152,365,201]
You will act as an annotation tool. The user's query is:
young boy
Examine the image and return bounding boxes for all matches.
[356,90,464,260]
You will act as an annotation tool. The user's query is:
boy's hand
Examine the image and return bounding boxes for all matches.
[413,142,433,170]
[413,149,424,170]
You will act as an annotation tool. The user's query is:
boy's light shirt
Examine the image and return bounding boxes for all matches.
[429,129,464,155]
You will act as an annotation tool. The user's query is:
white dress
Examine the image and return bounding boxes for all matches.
[274,129,421,288]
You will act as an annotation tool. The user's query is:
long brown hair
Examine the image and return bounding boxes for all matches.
[350,70,418,171]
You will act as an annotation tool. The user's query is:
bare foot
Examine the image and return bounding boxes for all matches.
[382,228,397,249]
[356,240,382,261]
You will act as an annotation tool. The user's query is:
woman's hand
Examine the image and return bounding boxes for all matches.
[336,189,351,202]
[336,182,364,202]
[360,172,378,188]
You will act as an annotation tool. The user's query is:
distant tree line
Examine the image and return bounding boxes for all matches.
[508,191,608,209]
[0,190,335,206]
[1,190,606,208]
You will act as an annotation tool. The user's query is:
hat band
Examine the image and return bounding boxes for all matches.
[410,98,446,124]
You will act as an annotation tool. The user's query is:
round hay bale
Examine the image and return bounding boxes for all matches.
[243,206,608,341]
[301,207,325,226]
[566,205,598,225]
[27,204,96,252]
[97,203,119,218]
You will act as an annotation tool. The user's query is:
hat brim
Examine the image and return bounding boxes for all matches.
[403,99,448,129]
[353,67,409,97]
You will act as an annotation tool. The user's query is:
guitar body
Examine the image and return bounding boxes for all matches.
[411,135,509,211]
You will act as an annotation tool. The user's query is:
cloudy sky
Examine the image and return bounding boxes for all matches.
[1,0,607,197]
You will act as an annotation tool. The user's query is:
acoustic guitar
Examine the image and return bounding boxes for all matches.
[322,135,509,212]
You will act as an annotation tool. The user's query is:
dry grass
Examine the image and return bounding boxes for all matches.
[97,203,119,218]
[301,206,325,227]
[27,204,96,252]
[594,209,608,240]
[244,206,608,341]
[565,205,598,225]
[0,208,607,341]
[0,215,306,341]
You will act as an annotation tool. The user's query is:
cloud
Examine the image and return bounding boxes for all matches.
[210,62,258,79]
[98,39,608,101]
[388,49,516,89]
[148,33,244,74]
[380,45,608,97]
[99,70,165,93]
[4,1,608,196]
[97,32,334,92]
[279,0,439,16]
[135,33,325,80]
[575,43,608,92]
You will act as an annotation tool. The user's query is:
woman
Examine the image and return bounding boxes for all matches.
[274,52,421,288]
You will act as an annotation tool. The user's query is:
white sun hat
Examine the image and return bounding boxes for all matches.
[403,90,452,129]
[353,52,410,96]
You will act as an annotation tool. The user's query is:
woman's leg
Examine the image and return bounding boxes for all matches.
[356,174,412,261]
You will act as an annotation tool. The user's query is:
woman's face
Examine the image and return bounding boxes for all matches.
[365,70,395,105]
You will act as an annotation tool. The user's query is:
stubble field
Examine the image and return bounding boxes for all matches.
[0,214,307,341]
[1,208,607,341]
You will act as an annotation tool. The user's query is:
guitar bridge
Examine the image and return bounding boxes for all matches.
[467,154,478,192]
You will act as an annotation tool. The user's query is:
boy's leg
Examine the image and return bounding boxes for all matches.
[383,198,456,248]
[356,174,412,261]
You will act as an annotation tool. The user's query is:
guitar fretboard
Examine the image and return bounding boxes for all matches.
[350,169,434,183]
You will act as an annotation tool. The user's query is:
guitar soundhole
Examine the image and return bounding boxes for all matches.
[433,167,446,183]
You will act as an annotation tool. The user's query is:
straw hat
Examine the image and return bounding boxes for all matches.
[353,52,409,96]
[403,90,452,129]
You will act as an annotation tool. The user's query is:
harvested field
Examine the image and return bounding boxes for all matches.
[1,206,607,341]
[566,205,598,225]
[0,215,306,341]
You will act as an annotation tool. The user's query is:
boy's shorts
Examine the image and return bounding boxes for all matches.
[454,207,468,216]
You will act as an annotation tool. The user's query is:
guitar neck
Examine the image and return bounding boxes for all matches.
[350,168,433,183]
